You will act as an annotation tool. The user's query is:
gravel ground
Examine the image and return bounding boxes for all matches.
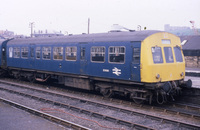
[0,101,67,130]
[0,89,129,130]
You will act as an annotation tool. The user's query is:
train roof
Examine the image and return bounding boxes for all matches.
[7,30,162,45]
[0,39,6,45]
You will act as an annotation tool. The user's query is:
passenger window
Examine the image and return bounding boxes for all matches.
[36,47,41,59]
[109,46,125,63]
[174,46,183,62]
[53,47,63,60]
[21,47,28,58]
[42,47,51,60]
[91,47,105,62]
[13,47,20,58]
[133,48,140,64]
[164,47,174,63]
[152,47,163,63]
[9,47,13,58]
[66,47,77,61]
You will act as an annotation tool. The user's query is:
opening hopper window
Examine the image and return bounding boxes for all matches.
[42,47,51,60]
[152,47,163,64]
[91,47,105,62]
[109,46,125,63]
[164,47,174,63]
[174,46,183,62]
[66,47,77,61]
[53,47,63,60]
[14,47,20,58]
[21,47,28,58]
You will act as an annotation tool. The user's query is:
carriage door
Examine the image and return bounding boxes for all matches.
[131,45,141,81]
[1,47,6,68]
[79,43,87,75]
[29,44,35,68]
[1,40,8,68]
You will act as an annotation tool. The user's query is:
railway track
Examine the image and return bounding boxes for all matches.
[1,79,200,119]
[0,97,90,130]
[0,83,153,130]
[0,79,200,129]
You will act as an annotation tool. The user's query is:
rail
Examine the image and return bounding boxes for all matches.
[0,97,91,130]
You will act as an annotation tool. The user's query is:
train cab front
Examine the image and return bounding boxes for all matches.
[140,32,193,104]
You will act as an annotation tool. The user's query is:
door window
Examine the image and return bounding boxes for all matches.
[30,47,34,58]
[36,47,41,59]
[9,47,13,58]
[133,48,140,64]
[80,47,85,60]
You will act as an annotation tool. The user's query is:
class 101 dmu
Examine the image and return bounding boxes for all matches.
[0,30,192,104]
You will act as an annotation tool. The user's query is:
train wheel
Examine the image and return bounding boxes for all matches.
[101,88,113,98]
[156,90,166,104]
[133,98,144,104]
[28,76,35,83]
[15,74,21,81]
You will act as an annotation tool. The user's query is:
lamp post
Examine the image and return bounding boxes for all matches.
[29,22,35,37]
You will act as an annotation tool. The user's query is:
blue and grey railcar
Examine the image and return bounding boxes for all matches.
[1,30,192,104]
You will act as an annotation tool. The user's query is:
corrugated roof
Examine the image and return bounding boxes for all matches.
[7,30,161,45]
[180,35,200,50]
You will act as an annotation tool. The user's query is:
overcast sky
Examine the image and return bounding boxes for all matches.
[0,0,199,36]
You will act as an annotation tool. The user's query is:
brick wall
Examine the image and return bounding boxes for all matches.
[185,56,200,68]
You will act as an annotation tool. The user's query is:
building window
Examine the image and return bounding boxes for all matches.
[13,47,20,58]
[174,46,183,62]
[42,47,51,60]
[109,46,125,63]
[164,47,174,63]
[133,48,140,64]
[21,47,28,58]
[91,46,105,62]
[9,47,13,58]
[66,47,77,61]
[36,47,41,59]
[53,47,63,60]
[152,47,163,63]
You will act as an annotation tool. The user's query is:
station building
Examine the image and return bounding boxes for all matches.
[181,35,200,68]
